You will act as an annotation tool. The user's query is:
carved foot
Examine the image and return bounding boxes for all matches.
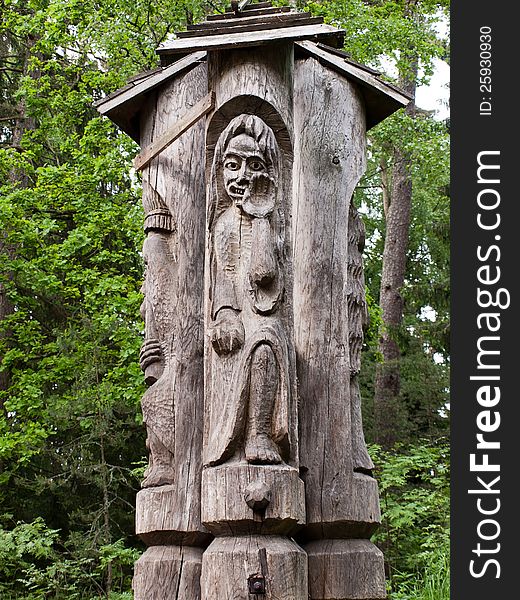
[141,466,175,488]
[245,434,282,464]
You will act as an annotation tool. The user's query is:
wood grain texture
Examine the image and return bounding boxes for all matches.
[157,24,343,55]
[95,52,206,115]
[133,545,204,600]
[137,62,208,537]
[201,536,307,600]
[201,463,305,536]
[207,43,294,142]
[293,55,381,536]
[178,16,323,39]
[204,45,298,470]
[187,11,314,31]
[304,539,386,600]
[135,486,212,546]
[347,203,375,475]
[206,6,290,21]
[295,41,410,107]
[199,42,308,600]
[134,92,215,170]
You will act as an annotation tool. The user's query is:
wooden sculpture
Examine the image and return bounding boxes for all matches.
[94,2,410,598]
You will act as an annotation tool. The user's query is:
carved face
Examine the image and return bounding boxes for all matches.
[223,134,267,203]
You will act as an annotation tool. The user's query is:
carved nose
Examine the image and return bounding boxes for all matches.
[236,163,249,183]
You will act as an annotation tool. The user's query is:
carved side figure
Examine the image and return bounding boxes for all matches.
[139,182,177,488]
[205,114,292,467]
[347,201,375,474]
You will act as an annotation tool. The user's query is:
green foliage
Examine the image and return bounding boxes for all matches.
[302,0,449,79]
[390,542,449,600]
[0,0,181,595]
[0,0,450,597]
[369,439,450,599]
[0,515,140,598]
[338,0,452,446]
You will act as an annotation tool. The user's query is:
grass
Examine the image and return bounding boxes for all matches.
[391,548,450,600]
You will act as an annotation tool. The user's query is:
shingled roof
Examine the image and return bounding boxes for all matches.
[94,1,410,142]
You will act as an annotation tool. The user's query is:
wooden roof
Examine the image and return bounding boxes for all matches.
[157,3,344,62]
[93,52,206,142]
[94,3,410,141]
[296,41,412,130]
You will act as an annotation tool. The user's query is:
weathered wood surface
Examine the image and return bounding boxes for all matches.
[157,24,344,55]
[136,485,212,546]
[201,536,308,600]
[305,539,386,600]
[200,41,308,600]
[203,111,297,469]
[235,0,273,10]
[187,11,314,31]
[204,43,297,470]
[127,27,390,600]
[207,43,294,150]
[136,60,209,539]
[95,51,206,116]
[293,53,385,599]
[133,545,203,600]
[293,55,380,536]
[295,40,408,129]
[134,92,215,171]
[178,16,323,39]
[202,463,305,535]
[348,202,376,475]
[296,41,410,106]
[206,5,291,20]
[316,43,382,75]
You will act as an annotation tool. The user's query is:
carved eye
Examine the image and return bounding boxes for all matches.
[249,160,265,172]
[224,159,240,171]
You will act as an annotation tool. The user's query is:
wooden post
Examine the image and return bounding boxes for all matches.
[96,7,410,598]
[201,43,308,599]
[293,55,386,600]
[132,62,211,600]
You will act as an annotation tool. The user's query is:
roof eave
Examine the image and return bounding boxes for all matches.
[295,41,411,130]
[93,52,206,143]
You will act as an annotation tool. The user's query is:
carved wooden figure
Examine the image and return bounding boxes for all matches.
[95,2,410,599]
[201,44,307,599]
[205,114,291,468]
[138,183,177,488]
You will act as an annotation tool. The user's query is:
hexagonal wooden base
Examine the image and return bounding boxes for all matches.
[304,539,386,599]
[201,535,307,600]
[136,485,212,546]
[202,463,305,535]
[133,545,203,600]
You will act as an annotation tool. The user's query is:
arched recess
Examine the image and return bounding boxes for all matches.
[206,94,293,169]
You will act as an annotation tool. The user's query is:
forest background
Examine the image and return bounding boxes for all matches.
[0,0,450,598]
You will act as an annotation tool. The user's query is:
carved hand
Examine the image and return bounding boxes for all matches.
[210,308,244,356]
[139,338,164,385]
[241,172,276,218]
[140,338,162,370]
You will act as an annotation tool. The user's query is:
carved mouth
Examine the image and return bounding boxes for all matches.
[228,184,246,197]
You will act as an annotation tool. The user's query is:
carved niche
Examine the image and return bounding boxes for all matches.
[204,113,295,468]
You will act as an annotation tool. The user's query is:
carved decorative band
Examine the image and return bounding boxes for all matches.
[144,210,175,233]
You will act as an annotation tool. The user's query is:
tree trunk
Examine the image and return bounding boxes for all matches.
[0,274,13,414]
[0,34,37,414]
[373,39,418,448]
